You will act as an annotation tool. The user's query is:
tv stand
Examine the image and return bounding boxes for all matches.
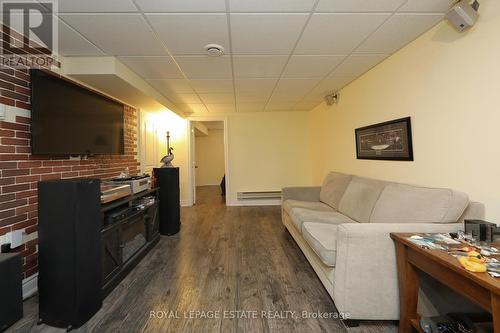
[101,188,160,296]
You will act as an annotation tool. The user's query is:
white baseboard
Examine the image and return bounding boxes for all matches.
[23,273,38,300]
[180,199,192,207]
[227,199,281,206]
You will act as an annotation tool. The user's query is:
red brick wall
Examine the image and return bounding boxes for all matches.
[0,26,139,280]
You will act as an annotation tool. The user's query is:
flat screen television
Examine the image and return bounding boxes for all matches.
[31,69,124,155]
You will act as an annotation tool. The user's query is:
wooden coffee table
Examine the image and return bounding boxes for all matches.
[390,233,500,333]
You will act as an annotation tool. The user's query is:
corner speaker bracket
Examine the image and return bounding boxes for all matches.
[324,92,340,106]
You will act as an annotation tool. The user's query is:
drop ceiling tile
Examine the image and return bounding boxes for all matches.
[305,75,356,100]
[199,93,235,104]
[232,55,288,78]
[399,0,454,13]
[357,14,443,54]
[59,0,137,13]
[206,104,236,113]
[294,100,321,111]
[237,103,266,112]
[58,19,105,56]
[235,79,278,94]
[235,79,277,102]
[295,13,389,55]
[316,0,406,12]
[175,56,232,79]
[165,93,201,104]
[230,14,309,55]
[272,78,321,99]
[119,56,183,79]
[190,79,234,93]
[176,104,208,113]
[332,54,387,76]
[136,0,226,12]
[265,102,297,111]
[147,79,194,94]
[236,93,272,102]
[229,0,315,12]
[268,94,304,103]
[146,14,229,55]
[60,14,165,55]
[269,78,321,103]
[282,55,345,78]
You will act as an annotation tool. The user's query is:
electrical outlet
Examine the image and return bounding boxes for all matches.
[6,230,23,248]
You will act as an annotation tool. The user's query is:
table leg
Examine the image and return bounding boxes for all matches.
[395,242,420,333]
[492,293,500,333]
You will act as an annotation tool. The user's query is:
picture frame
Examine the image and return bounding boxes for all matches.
[355,117,413,161]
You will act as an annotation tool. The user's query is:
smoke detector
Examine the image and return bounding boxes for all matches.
[204,44,224,57]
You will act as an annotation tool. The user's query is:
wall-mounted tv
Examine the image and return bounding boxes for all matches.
[31,69,124,155]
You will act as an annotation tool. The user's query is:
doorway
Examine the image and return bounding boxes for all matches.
[189,120,228,205]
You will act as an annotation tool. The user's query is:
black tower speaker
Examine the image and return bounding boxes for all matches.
[38,179,102,330]
[154,168,180,235]
[0,253,23,331]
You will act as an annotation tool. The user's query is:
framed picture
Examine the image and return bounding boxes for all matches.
[355,117,413,161]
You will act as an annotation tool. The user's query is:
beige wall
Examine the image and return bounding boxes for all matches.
[195,129,225,186]
[309,0,500,220]
[227,111,312,204]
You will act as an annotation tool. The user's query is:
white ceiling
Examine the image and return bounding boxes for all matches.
[55,0,453,114]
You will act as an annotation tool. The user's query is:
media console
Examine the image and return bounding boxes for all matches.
[101,186,160,296]
[38,179,160,330]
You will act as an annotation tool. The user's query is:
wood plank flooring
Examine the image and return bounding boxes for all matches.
[8,186,396,333]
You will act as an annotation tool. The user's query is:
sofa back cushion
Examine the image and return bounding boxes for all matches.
[370,183,469,223]
[319,172,352,210]
[338,176,387,222]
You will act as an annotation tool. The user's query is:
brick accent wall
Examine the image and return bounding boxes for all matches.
[0,25,139,280]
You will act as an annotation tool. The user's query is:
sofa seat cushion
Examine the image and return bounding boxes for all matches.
[289,208,356,234]
[319,172,352,210]
[283,199,333,216]
[302,222,339,267]
[370,183,470,223]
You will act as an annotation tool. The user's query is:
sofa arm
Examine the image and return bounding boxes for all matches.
[333,222,462,320]
[281,186,321,202]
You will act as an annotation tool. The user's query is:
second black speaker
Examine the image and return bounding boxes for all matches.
[154,167,181,235]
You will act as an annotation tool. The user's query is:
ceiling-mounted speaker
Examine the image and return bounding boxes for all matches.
[324,92,340,106]
[446,0,479,32]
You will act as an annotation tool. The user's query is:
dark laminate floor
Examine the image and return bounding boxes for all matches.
[8,186,395,333]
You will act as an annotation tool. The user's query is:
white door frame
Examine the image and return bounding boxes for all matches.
[189,121,196,205]
[187,116,230,206]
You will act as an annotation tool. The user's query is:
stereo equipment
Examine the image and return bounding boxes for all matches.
[100,183,131,204]
[153,168,180,235]
[38,179,103,330]
[106,206,136,225]
[464,219,499,243]
[110,175,151,194]
[0,253,23,331]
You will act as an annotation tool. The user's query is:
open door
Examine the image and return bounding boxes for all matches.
[188,117,229,206]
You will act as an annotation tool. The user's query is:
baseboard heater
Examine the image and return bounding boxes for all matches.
[237,191,282,200]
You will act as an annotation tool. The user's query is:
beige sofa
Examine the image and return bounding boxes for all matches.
[281,172,485,321]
